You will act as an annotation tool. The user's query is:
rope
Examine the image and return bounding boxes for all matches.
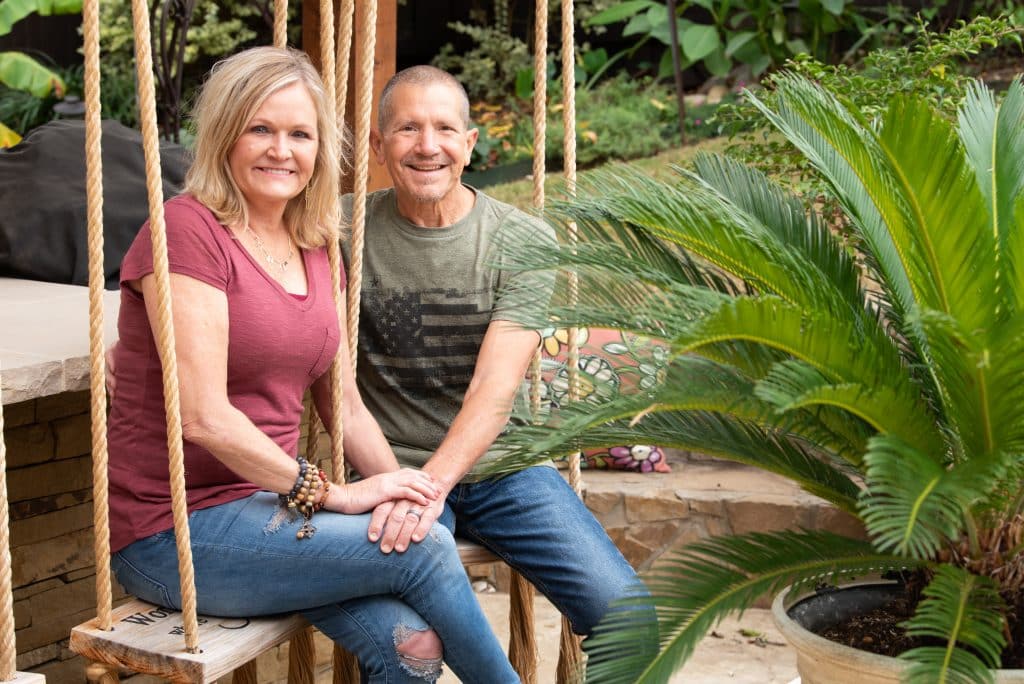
[531,0,548,213]
[558,0,585,679]
[345,0,377,377]
[335,0,354,147]
[0,365,14,679]
[129,0,200,652]
[561,0,582,500]
[82,0,113,636]
[273,0,287,48]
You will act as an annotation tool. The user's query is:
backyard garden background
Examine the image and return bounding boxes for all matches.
[3,0,1024,682]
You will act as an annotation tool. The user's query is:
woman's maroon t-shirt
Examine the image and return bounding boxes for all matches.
[108,194,342,552]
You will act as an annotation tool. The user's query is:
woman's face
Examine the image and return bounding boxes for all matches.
[228,82,319,213]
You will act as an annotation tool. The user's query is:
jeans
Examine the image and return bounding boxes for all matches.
[325,466,648,680]
[111,491,518,684]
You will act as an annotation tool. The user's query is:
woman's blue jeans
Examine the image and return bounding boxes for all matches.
[111,491,518,683]
[320,466,650,679]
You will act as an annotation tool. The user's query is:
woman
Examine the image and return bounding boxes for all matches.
[106,46,518,683]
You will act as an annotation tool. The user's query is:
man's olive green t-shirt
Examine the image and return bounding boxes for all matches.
[342,186,554,477]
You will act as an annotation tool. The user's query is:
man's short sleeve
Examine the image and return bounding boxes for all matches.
[492,209,557,327]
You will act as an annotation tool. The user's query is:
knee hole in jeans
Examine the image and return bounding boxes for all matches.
[393,624,443,681]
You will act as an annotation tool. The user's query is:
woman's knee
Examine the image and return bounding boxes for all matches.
[393,625,443,680]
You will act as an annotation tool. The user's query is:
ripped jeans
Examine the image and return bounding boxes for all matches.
[111,491,518,683]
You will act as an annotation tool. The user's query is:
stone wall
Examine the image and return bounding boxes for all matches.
[2,390,119,681]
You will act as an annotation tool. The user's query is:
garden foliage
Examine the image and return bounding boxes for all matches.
[494,74,1024,683]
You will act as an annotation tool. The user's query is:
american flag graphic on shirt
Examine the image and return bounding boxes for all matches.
[360,286,491,401]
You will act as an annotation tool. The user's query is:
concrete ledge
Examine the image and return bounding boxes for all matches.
[0,279,119,405]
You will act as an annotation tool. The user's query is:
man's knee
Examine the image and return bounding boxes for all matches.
[393,625,443,680]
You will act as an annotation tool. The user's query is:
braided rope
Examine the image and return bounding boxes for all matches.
[129,0,200,652]
[0,365,14,679]
[558,1,585,679]
[335,0,354,146]
[345,0,376,377]
[273,0,288,48]
[82,0,113,636]
[561,0,581,500]
[318,0,336,117]
[508,571,538,683]
[531,0,548,213]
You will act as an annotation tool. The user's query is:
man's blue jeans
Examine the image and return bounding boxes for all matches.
[111,491,518,683]
[325,466,647,680]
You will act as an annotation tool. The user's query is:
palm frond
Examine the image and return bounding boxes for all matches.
[899,565,1006,684]
[687,154,865,316]
[878,95,996,337]
[546,167,862,316]
[959,78,1024,314]
[673,296,931,426]
[747,74,920,321]
[496,398,863,512]
[755,359,944,459]
[584,530,915,684]
[859,435,1011,559]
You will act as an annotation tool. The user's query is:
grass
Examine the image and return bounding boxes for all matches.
[484,136,731,212]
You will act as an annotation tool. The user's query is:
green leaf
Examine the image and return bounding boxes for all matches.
[0,0,80,36]
[0,51,64,97]
[958,78,1024,314]
[702,46,731,78]
[586,0,658,26]
[859,435,1010,558]
[584,530,912,683]
[514,68,533,100]
[682,23,720,62]
[820,0,846,16]
[899,566,1005,684]
[725,30,757,58]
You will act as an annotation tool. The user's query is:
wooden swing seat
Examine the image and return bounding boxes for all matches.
[69,540,500,683]
[70,599,308,683]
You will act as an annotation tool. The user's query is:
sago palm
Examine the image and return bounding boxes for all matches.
[494,74,1024,683]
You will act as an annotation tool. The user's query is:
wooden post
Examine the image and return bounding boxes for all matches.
[303,0,396,193]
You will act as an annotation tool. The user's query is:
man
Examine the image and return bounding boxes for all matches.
[336,65,645,678]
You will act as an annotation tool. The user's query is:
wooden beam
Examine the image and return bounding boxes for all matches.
[303,0,396,193]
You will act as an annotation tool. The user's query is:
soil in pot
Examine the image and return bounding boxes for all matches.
[810,584,1024,668]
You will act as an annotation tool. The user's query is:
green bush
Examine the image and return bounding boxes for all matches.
[722,14,1024,189]
[472,74,733,171]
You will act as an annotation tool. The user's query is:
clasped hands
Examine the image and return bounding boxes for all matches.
[367,481,447,554]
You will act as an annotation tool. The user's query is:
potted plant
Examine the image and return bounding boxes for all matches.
[494,73,1024,683]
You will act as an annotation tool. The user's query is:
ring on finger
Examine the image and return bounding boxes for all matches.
[407,509,423,519]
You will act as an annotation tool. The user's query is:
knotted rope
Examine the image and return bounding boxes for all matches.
[345,0,377,378]
[129,0,201,651]
[556,0,586,676]
[273,0,287,47]
[82,0,112,639]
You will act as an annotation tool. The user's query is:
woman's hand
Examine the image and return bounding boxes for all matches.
[330,469,440,514]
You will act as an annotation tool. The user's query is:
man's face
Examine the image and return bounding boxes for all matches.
[372,81,478,207]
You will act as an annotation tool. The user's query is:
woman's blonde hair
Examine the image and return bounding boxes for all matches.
[184,46,340,249]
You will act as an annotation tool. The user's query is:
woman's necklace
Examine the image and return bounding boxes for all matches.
[243,224,295,275]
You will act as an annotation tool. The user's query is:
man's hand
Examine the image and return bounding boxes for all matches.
[369,492,446,553]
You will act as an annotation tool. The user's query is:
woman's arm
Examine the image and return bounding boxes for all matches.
[135,272,435,513]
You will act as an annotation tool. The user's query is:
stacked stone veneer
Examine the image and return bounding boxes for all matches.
[2,390,114,681]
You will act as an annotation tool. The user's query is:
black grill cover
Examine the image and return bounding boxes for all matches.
[0,119,190,289]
